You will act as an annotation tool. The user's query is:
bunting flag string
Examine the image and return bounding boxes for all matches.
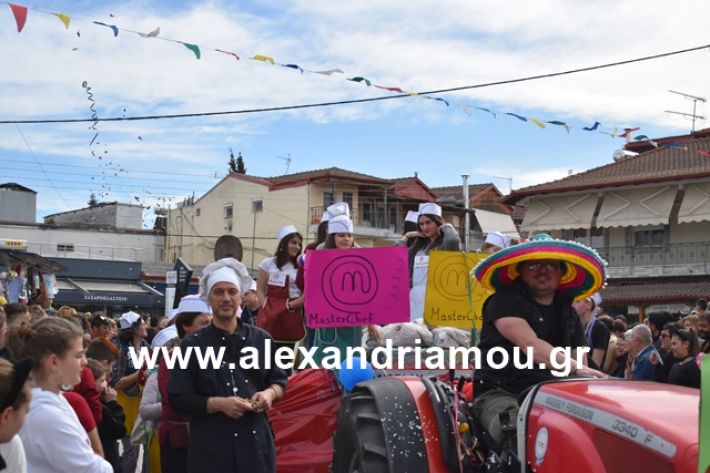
[3,1,684,141]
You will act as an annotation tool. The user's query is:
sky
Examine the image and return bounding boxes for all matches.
[1,0,709,226]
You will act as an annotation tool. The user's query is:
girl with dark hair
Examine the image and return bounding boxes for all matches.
[10,317,112,472]
[256,225,305,347]
[667,329,701,388]
[398,203,461,321]
[0,353,32,473]
[111,311,148,473]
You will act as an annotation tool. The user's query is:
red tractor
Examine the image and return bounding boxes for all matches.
[326,375,701,473]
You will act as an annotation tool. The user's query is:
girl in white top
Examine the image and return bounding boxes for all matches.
[256,225,305,344]
[399,203,461,321]
[10,317,112,473]
[0,355,32,473]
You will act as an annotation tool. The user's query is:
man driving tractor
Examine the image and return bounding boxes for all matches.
[472,233,607,457]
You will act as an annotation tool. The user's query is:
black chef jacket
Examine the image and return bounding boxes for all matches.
[168,321,288,473]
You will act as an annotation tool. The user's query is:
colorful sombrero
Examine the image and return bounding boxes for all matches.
[472,233,607,301]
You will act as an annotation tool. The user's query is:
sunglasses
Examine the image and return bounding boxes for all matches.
[523,262,561,272]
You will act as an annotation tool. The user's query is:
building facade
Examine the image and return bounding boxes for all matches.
[505,128,710,319]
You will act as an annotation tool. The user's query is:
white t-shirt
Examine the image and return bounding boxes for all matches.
[259,257,301,298]
[0,434,27,473]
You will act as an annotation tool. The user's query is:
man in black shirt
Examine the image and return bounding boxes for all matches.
[472,234,606,453]
[169,258,288,473]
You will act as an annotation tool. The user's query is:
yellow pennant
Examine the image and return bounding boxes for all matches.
[529,118,546,129]
[251,54,275,64]
[53,12,71,29]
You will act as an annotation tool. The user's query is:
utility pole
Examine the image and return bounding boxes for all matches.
[462,174,470,252]
[665,90,706,133]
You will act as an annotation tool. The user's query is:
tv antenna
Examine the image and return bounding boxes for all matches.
[490,175,513,193]
[665,90,706,133]
[275,154,292,174]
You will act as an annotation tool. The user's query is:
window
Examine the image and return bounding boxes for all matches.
[196,208,201,217]
[252,199,263,213]
[343,192,353,209]
[634,228,665,246]
[224,204,233,219]
[362,203,372,223]
[323,191,335,208]
[57,244,74,252]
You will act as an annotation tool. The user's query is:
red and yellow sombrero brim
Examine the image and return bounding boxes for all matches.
[472,236,607,301]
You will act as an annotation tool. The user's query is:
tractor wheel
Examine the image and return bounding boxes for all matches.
[331,389,390,473]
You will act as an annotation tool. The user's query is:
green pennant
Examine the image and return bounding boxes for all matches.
[182,42,201,59]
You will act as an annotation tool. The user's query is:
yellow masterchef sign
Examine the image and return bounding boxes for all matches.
[424,251,491,329]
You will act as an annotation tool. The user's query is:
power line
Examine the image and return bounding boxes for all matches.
[0,156,223,179]
[1,42,708,125]
[14,124,72,209]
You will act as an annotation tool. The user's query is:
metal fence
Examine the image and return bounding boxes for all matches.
[595,242,710,274]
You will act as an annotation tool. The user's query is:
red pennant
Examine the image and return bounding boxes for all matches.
[8,3,28,32]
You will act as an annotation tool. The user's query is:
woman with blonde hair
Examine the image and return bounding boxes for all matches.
[10,317,112,472]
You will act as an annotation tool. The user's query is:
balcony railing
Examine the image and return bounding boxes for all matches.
[594,242,710,277]
[310,206,403,235]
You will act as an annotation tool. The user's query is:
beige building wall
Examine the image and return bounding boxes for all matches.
[166,177,310,271]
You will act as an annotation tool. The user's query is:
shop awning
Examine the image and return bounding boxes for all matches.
[596,186,677,228]
[54,277,164,307]
[678,182,710,224]
[0,249,66,272]
[521,193,598,232]
[473,209,520,238]
[601,280,709,305]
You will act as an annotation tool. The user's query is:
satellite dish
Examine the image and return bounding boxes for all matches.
[613,149,626,162]
[214,235,243,261]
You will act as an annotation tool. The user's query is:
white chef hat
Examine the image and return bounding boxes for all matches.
[418,202,442,217]
[485,231,512,249]
[276,224,298,242]
[246,280,257,293]
[321,210,333,222]
[405,211,420,223]
[328,215,354,234]
[176,294,212,315]
[590,292,603,307]
[166,308,180,322]
[199,257,253,298]
[326,202,350,219]
[119,311,141,330]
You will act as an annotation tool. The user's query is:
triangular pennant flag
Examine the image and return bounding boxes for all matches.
[53,12,71,29]
[374,85,404,93]
[506,112,527,122]
[8,3,28,33]
[251,54,275,64]
[634,134,650,141]
[529,118,546,129]
[618,127,640,138]
[431,97,449,106]
[138,27,160,38]
[348,76,372,86]
[583,121,601,131]
[94,21,119,37]
[547,120,567,126]
[282,64,304,74]
[216,49,239,60]
[314,68,344,75]
[476,107,497,118]
[182,42,201,59]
